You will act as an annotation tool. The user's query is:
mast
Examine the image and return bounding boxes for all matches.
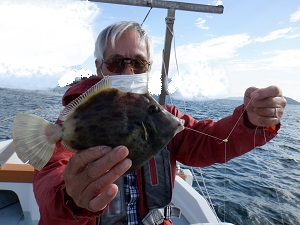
[90,0,224,104]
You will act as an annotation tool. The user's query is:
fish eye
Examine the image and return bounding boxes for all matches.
[148,105,159,114]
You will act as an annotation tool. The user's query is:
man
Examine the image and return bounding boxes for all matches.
[33,21,286,225]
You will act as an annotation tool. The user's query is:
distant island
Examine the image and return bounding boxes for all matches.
[226,96,300,105]
[285,97,300,105]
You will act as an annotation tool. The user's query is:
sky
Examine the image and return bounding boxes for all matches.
[0,0,299,101]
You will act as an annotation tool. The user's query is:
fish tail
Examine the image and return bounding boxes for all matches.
[12,113,62,170]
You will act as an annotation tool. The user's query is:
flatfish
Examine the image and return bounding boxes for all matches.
[12,76,184,172]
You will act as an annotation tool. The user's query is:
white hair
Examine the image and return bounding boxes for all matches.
[94,21,153,65]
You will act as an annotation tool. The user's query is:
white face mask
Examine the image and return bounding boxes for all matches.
[108,73,149,94]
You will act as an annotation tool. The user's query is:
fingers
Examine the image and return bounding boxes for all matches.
[254,106,283,119]
[63,145,132,212]
[66,146,112,174]
[249,113,279,127]
[250,85,283,101]
[249,86,286,111]
[244,86,258,99]
[244,85,286,127]
[81,158,131,211]
[88,184,118,212]
[83,146,129,181]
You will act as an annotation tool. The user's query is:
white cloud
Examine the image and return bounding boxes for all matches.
[262,49,300,68]
[213,0,223,6]
[226,60,300,102]
[148,59,229,100]
[0,0,100,89]
[150,35,165,48]
[149,30,300,100]
[225,48,300,101]
[254,27,296,42]
[195,18,209,30]
[168,62,229,100]
[174,34,250,63]
[227,48,300,72]
[148,34,250,100]
[148,33,251,100]
[290,7,300,22]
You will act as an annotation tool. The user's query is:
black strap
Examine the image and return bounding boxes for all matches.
[97,178,127,225]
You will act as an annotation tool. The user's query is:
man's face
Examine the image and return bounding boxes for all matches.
[96,30,149,77]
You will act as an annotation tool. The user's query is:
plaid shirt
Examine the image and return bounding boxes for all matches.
[97,172,140,225]
[124,172,140,225]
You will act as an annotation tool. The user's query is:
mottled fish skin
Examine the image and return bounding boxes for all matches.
[61,88,183,173]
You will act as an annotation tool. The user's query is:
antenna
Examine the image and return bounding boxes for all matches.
[89,0,224,104]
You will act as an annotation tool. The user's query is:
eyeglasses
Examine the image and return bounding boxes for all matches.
[103,56,150,74]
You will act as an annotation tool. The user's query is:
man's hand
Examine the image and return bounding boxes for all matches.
[244,85,287,127]
[63,145,132,212]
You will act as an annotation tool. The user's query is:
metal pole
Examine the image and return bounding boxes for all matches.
[90,0,224,14]
[159,8,175,105]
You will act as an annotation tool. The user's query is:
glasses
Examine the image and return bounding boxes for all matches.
[103,56,150,74]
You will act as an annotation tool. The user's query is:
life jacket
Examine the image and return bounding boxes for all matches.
[97,147,180,225]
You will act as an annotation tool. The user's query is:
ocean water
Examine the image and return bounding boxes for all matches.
[0,87,299,225]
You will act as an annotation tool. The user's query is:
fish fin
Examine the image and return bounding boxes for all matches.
[141,122,148,141]
[61,140,76,152]
[12,113,60,170]
[59,76,112,121]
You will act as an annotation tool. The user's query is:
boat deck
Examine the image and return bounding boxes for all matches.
[0,190,189,225]
[0,190,38,225]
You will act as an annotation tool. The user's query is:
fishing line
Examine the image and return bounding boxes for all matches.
[163,20,231,224]
[164,21,233,143]
[178,90,225,218]
[171,53,284,225]
[264,129,284,225]
[191,166,222,224]
[161,37,178,101]
[141,6,153,26]
[161,15,284,224]
[225,98,252,142]
[253,127,284,225]
[222,140,228,222]
[171,26,180,77]
[166,25,181,108]
[251,127,264,178]
[183,98,252,222]
[183,127,225,142]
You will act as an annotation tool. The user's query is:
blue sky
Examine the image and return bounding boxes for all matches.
[0,0,299,101]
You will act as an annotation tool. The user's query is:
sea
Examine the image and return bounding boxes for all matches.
[0,87,299,225]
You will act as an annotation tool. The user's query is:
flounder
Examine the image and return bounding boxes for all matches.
[12,77,184,172]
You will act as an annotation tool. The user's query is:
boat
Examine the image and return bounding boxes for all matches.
[0,2,232,223]
[0,139,234,225]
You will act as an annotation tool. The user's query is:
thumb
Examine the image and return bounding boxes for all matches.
[244,86,258,101]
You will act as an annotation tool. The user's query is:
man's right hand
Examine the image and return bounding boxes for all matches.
[63,145,132,212]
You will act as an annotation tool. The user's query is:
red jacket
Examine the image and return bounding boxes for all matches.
[33,77,279,225]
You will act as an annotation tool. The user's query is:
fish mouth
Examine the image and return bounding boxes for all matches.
[179,118,185,126]
[176,118,185,133]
